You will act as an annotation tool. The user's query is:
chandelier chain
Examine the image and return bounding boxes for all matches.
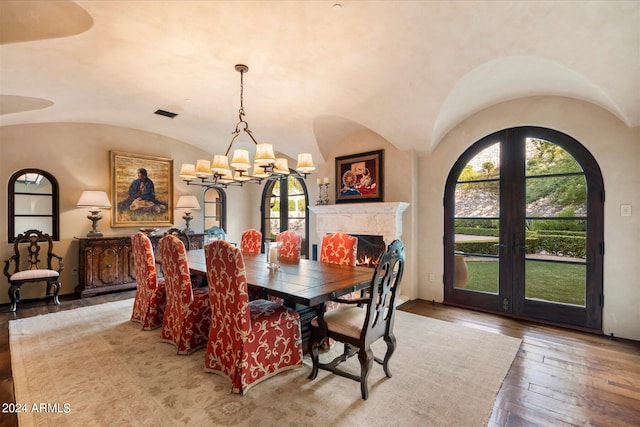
[180,63,314,188]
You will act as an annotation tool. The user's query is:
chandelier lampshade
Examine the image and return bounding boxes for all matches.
[180,64,314,187]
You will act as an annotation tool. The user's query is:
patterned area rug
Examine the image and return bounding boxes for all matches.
[10,299,521,426]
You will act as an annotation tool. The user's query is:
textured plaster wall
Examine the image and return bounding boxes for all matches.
[311,129,418,302]
[0,122,255,303]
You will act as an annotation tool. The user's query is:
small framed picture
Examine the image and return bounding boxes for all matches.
[111,151,173,227]
[335,149,384,203]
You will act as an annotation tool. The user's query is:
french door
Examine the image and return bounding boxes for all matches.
[444,127,604,331]
[261,175,310,258]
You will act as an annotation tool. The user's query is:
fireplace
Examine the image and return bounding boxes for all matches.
[309,202,409,245]
[310,202,409,266]
[353,234,385,268]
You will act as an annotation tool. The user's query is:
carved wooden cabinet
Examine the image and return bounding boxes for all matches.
[75,234,204,298]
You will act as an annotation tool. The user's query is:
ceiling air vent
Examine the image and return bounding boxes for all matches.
[154,109,178,118]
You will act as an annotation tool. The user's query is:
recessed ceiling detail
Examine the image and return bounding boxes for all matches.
[0,0,93,44]
[0,95,54,115]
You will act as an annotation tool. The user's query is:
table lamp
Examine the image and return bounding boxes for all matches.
[176,195,200,234]
[77,190,112,237]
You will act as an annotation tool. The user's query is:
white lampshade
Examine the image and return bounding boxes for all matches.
[175,195,200,210]
[254,143,276,166]
[211,154,232,175]
[77,190,112,208]
[234,171,251,182]
[217,171,234,184]
[252,163,270,178]
[296,153,315,173]
[230,149,251,171]
[273,158,290,175]
[179,163,196,180]
[195,159,213,177]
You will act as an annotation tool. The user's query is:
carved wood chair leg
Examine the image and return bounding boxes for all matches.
[8,285,20,312]
[308,337,320,380]
[381,333,396,378]
[52,281,61,305]
[359,348,374,400]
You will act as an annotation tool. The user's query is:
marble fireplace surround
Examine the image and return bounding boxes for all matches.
[309,202,410,245]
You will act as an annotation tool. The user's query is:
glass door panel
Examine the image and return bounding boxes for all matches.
[454,142,501,295]
[524,138,588,308]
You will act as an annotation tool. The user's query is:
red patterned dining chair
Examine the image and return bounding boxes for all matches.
[203,239,303,394]
[240,228,262,255]
[158,235,211,355]
[320,232,358,267]
[276,230,302,262]
[308,239,405,400]
[130,232,166,330]
[320,232,358,313]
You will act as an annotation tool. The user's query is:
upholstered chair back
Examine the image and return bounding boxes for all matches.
[158,235,211,354]
[204,239,303,393]
[240,228,262,254]
[130,232,166,330]
[320,232,358,266]
[276,230,302,262]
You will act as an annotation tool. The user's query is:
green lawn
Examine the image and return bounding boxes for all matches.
[463,260,586,306]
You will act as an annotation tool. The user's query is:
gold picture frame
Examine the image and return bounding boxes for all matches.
[110,151,173,227]
[335,149,384,203]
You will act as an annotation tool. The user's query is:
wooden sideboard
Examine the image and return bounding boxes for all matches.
[75,233,204,298]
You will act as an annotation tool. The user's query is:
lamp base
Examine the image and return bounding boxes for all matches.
[87,211,104,237]
[182,211,194,234]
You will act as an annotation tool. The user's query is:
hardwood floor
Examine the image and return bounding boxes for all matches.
[1,293,639,427]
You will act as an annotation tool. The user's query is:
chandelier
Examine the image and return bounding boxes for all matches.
[179,64,315,187]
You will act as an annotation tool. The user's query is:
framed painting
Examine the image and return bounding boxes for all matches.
[110,151,173,227]
[335,149,384,203]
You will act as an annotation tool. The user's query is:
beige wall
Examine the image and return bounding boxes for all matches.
[418,96,640,341]
[2,96,638,341]
[308,129,418,301]
[0,122,256,301]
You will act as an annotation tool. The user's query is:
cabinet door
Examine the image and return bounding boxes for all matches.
[96,245,121,285]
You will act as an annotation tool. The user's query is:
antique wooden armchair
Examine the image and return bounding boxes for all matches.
[308,239,405,400]
[4,229,63,312]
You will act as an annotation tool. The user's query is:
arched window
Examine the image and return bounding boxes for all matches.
[203,187,227,233]
[8,168,59,243]
[261,174,310,258]
[444,126,604,331]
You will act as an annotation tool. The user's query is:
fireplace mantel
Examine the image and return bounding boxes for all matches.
[309,202,409,244]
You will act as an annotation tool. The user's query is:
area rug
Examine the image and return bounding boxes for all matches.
[10,299,521,426]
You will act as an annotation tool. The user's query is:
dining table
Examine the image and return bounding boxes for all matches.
[185,249,373,308]
[185,249,374,344]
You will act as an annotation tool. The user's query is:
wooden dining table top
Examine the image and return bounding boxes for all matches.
[186,249,373,307]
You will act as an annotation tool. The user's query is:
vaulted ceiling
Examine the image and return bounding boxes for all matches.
[1,1,638,163]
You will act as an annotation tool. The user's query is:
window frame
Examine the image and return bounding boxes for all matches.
[260,173,310,258]
[8,168,59,243]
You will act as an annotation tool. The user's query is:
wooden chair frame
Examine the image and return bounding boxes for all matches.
[308,239,405,399]
[3,229,63,312]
